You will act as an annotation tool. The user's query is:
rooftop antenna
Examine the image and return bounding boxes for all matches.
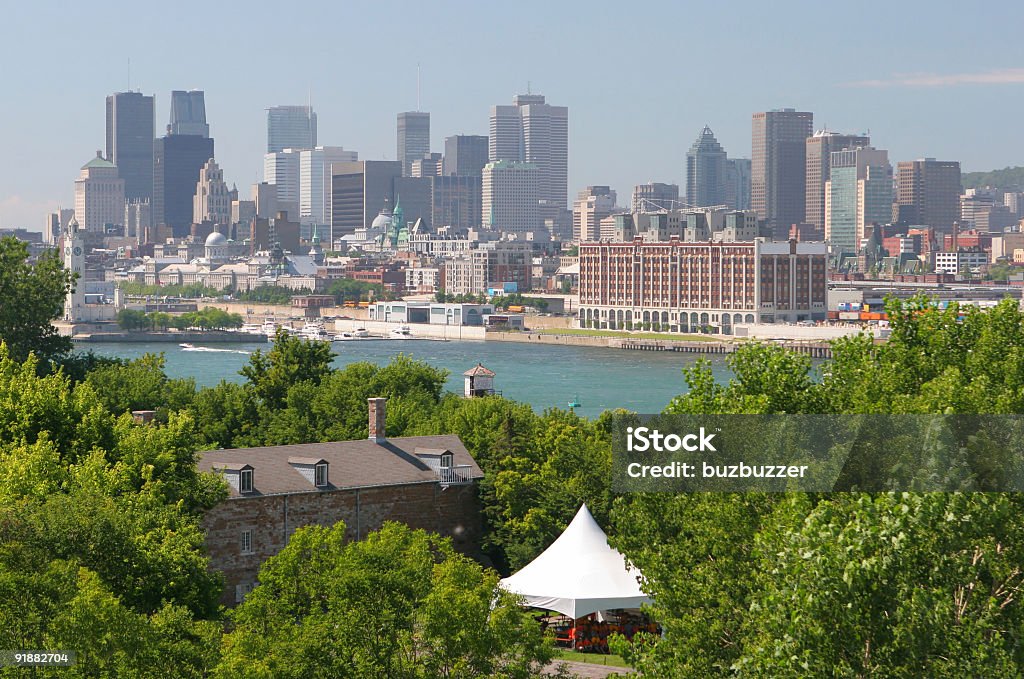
[527,80,531,95]
[416,63,421,111]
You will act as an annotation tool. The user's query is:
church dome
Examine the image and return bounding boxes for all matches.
[205,231,228,247]
[371,210,393,229]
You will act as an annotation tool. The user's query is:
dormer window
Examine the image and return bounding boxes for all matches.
[240,468,254,493]
[440,452,454,468]
[315,462,328,487]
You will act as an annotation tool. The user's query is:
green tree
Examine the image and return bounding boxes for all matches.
[84,353,195,415]
[240,328,335,409]
[217,521,553,678]
[0,236,74,363]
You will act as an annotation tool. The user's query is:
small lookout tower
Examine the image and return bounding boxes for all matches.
[464,363,497,398]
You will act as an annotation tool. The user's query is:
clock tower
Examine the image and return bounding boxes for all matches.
[63,217,85,322]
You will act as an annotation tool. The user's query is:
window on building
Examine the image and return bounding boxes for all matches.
[240,469,253,493]
[315,462,328,487]
[240,529,253,555]
[235,582,254,604]
[440,452,454,468]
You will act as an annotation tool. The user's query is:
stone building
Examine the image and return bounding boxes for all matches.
[198,398,483,605]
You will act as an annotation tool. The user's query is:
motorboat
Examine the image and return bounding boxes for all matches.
[298,321,331,342]
[389,325,413,338]
[240,323,263,335]
[261,319,280,337]
[353,327,369,338]
[179,342,195,349]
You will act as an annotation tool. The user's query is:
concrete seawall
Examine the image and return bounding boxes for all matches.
[486,331,834,357]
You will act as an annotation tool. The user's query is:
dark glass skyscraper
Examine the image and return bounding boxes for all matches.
[153,135,214,235]
[168,90,209,137]
[397,111,430,177]
[105,91,155,202]
[443,135,489,177]
[752,108,814,239]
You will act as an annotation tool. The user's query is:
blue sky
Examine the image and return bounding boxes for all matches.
[2,0,1023,228]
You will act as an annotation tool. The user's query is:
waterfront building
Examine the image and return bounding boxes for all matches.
[443,135,489,176]
[397,111,430,176]
[578,238,828,331]
[752,108,814,239]
[106,91,155,202]
[74,152,125,233]
[573,186,618,242]
[267,105,316,153]
[167,90,209,137]
[631,182,680,213]
[489,93,568,209]
[823,147,891,254]
[805,131,870,237]
[686,126,727,207]
[444,241,533,295]
[482,160,540,234]
[895,158,962,232]
[153,133,215,235]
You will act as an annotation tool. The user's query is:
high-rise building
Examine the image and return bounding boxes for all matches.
[397,111,430,176]
[193,158,232,225]
[167,90,209,137]
[411,153,443,178]
[74,152,125,233]
[299,147,358,237]
[267,105,316,153]
[330,160,403,237]
[263,148,302,221]
[393,176,433,230]
[153,134,215,235]
[105,91,154,202]
[725,158,752,211]
[824,147,891,254]
[752,108,814,239]
[489,94,568,208]
[482,160,540,233]
[573,186,618,242]
[805,131,870,236]
[431,175,482,230]
[686,126,727,207]
[895,159,962,232]
[443,135,489,176]
[631,182,680,213]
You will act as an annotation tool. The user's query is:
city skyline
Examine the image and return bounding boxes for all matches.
[2,1,1023,228]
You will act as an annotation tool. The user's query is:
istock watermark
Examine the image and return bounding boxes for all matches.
[612,414,1024,492]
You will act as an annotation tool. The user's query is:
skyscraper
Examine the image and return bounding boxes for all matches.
[573,186,618,242]
[895,159,962,232]
[805,131,870,236]
[443,135,489,176]
[330,160,402,237]
[153,134,214,235]
[631,182,680,213]
[167,90,209,136]
[482,161,540,233]
[824,147,891,254]
[105,91,154,202]
[431,175,482,230]
[193,158,232,226]
[267,105,317,153]
[725,159,752,211]
[263,148,302,221]
[397,111,430,177]
[74,152,125,233]
[752,108,814,239]
[489,94,568,209]
[686,126,727,207]
[299,147,358,236]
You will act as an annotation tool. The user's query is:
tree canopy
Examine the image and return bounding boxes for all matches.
[0,236,73,363]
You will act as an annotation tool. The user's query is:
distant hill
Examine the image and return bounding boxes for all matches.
[962,166,1024,191]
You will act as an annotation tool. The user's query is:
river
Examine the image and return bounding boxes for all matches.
[81,339,733,418]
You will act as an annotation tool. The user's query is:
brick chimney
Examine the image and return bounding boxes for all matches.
[368,398,386,442]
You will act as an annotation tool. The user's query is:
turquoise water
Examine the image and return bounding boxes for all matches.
[81,340,732,418]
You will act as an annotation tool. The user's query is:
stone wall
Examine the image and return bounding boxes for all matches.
[203,481,482,605]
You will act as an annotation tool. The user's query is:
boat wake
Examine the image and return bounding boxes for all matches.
[181,346,251,355]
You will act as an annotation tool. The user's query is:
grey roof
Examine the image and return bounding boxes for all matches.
[198,435,482,498]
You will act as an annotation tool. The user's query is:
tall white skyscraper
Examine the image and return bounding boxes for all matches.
[267,105,317,153]
[299,146,358,235]
[489,94,568,209]
[74,152,125,233]
[482,160,540,234]
[263,148,302,221]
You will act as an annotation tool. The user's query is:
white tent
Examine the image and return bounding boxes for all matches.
[498,504,651,619]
